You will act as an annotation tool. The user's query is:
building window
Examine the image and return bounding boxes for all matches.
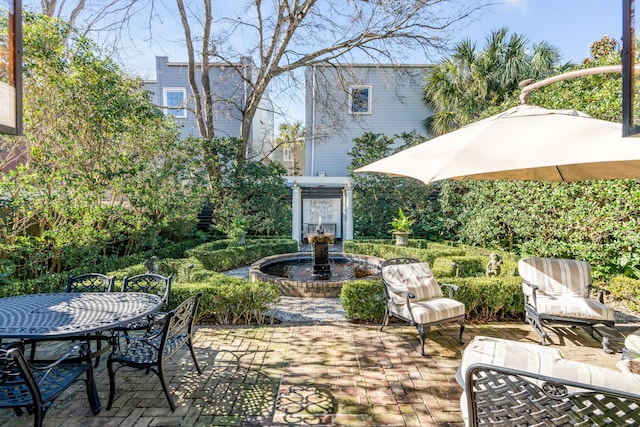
[283,148,293,162]
[349,85,371,114]
[163,88,187,118]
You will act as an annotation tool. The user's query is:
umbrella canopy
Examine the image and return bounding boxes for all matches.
[355,104,640,184]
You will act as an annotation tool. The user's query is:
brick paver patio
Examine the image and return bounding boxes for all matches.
[1,320,637,426]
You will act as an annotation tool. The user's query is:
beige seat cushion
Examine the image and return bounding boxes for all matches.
[458,336,564,385]
[390,297,465,325]
[530,295,615,322]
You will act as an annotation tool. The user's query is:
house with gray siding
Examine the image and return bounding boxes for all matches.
[144,56,274,161]
[287,64,433,243]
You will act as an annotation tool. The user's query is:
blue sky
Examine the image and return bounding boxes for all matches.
[82,0,623,124]
[459,1,622,64]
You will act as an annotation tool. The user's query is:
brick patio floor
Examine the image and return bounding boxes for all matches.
[1,320,638,427]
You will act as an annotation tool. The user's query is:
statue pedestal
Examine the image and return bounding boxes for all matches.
[307,233,334,279]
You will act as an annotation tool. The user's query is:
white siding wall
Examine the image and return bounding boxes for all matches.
[305,65,432,177]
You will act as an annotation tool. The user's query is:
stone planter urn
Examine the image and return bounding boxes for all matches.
[393,231,410,246]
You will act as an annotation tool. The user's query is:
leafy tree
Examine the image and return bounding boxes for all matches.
[171,0,491,166]
[424,27,564,135]
[209,137,290,237]
[348,131,445,239]
[0,13,207,278]
[436,36,640,279]
[274,121,305,176]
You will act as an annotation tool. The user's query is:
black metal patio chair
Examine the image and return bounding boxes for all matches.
[106,292,203,411]
[113,273,173,341]
[65,273,115,293]
[0,342,100,427]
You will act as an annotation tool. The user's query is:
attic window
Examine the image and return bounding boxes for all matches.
[349,85,371,114]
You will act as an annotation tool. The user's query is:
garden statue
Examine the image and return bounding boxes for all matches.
[486,253,502,277]
[145,256,160,274]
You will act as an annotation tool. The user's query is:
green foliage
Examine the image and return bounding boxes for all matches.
[446,276,524,321]
[186,239,299,271]
[389,207,415,233]
[344,240,465,265]
[0,13,207,280]
[431,256,487,278]
[202,279,280,325]
[423,27,563,135]
[340,280,386,321]
[1,238,205,297]
[348,131,446,239]
[209,137,291,237]
[606,275,640,313]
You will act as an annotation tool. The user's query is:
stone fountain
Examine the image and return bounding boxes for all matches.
[307,219,334,279]
[249,217,382,297]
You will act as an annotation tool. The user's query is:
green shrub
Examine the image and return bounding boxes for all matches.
[445,276,524,321]
[432,256,486,277]
[340,280,385,321]
[186,239,298,271]
[344,240,465,265]
[198,278,280,325]
[606,275,640,313]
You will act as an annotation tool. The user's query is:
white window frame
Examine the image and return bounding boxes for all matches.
[163,87,187,118]
[349,85,372,115]
[283,147,293,162]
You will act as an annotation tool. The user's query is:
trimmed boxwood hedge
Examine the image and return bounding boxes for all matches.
[186,239,298,271]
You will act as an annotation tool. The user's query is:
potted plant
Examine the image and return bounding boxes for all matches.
[389,207,415,246]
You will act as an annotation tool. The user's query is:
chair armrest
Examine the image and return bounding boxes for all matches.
[384,282,416,300]
[442,283,459,299]
[522,279,538,308]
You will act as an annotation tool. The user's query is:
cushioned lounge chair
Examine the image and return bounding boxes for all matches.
[519,257,615,350]
[380,258,465,356]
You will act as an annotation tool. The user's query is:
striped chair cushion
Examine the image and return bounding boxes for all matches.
[390,297,465,325]
[519,257,591,298]
[382,262,443,304]
[551,359,640,395]
[458,336,564,383]
[532,295,615,322]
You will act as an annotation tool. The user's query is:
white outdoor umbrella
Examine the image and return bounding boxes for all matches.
[355,104,640,184]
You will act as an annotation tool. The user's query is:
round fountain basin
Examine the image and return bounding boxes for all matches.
[249,252,383,298]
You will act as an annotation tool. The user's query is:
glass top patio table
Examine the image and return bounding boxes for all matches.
[0,292,162,339]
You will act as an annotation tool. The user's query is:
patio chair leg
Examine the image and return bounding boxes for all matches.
[85,363,101,414]
[525,310,548,345]
[416,324,429,356]
[457,320,465,345]
[157,364,176,412]
[187,340,202,375]
[379,307,389,332]
[106,360,117,410]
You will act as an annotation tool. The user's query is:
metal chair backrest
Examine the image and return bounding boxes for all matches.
[159,292,202,360]
[122,273,172,310]
[66,273,115,293]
